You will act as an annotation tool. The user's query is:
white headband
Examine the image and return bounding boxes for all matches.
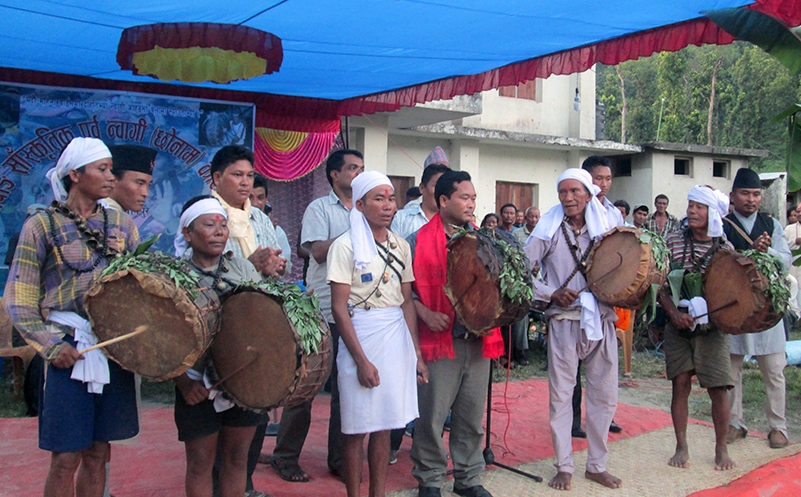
[687,185,729,238]
[350,171,393,271]
[531,168,611,241]
[173,198,229,257]
[45,137,111,202]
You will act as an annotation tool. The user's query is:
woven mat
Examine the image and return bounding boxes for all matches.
[388,424,800,497]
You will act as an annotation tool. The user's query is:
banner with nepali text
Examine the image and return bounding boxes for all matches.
[0,82,254,277]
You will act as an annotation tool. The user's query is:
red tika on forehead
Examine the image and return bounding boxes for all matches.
[214,214,223,221]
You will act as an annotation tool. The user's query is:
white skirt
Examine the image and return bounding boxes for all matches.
[338,307,419,434]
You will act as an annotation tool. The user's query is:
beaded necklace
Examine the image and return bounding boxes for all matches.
[189,256,232,293]
[46,201,113,274]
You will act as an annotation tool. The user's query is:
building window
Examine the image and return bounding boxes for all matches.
[388,175,414,209]
[495,181,538,214]
[498,80,539,101]
[614,158,632,177]
[674,157,692,176]
[713,160,730,178]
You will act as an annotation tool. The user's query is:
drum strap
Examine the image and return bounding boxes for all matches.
[558,221,595,290]
[681,232,721,273]
[375,237,405,283]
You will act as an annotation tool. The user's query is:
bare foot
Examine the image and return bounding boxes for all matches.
[548,471,572,491]
[715,447,736,471]
[585,470,622,489]
[668,446,690,468]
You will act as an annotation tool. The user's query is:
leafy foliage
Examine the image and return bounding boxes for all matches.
[742,249,791,315]
[597,43,801,172]
[101,250,201,297]
[639,229,669,272]
[238,279,326,355]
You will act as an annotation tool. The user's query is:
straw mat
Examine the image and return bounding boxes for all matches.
[388,423,800,497]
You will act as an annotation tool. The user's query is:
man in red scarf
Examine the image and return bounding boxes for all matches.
[408,171,503,497]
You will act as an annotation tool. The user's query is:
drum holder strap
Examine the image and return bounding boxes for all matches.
[558,221,594,291]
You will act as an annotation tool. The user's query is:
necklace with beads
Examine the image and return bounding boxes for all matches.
[45,201,115,274]
[558,218,594,290]
[190,256,231,292]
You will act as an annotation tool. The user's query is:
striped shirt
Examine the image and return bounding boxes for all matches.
[3,205,139,357]
[664,229,733,273]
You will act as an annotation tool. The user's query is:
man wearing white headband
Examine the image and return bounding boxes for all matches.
[4,136,140,497]
[724,168,791,449]
[328,171,427,497]
[524,168,620,491]
[171,195,272,497]
[657,185,737,471]
[573,156,625,440]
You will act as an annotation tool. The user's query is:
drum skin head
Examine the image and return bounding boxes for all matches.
[85,272,213,380]
[213,291,297,410]
[704,250,781,334]
[446,234,502,333]
[586,227,666,309]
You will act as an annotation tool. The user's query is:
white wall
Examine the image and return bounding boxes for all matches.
[460,69,596,140]
[608,151,749,220]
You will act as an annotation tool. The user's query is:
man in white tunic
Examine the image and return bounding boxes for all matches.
[723,167,790,449]
[524,168,620,491]
[329,171,428,497]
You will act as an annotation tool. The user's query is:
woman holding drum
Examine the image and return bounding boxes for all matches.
[328,171,428,497]
[172,195,270,497]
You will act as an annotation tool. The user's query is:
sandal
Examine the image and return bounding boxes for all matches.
[270,457,310,483]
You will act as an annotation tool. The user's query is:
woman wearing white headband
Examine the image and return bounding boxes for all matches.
[3,136,140,496]
[328,171,428,497]
[657,185,737,472]
[172,195,272,497]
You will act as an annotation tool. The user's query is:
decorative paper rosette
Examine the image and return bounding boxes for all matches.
[254,128,338,181]
[117,23,283,83]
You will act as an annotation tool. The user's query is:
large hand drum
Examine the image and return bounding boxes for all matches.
[445,230,531,335]
[585,226,668,309]
[85,256,219,381]
[703,249,784,335]
[211,285,332,411]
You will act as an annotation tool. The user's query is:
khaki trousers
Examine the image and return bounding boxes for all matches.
[729,353,787,437]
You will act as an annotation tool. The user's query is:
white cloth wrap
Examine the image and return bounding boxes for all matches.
[349,171,393,271]
[49,310,110,394]
[173,198,229,257]
[46,138,111,202]
[531,168,612,242]
[184,368,235,412]
[579,292,603,340]
[679,296,709,331]
[338,307,418,434]
[687,185,729,238]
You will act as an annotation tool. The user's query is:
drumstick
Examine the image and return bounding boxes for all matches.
[77,326,149,355]
[693,299,739,321]
[578,252,623,294]
[209,347,260,391]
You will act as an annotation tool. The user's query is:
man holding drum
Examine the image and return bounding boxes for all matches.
[656,185,736,471]
[524,168,620,491]
[409,170,504,497]
[724,168,791,449]
[4,137,140,497]
[173,195,271,497]
[328,171,428,497]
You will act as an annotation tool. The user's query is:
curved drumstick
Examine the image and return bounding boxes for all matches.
[77,326,149,355]
[579,252,623,294]
[209,346,259,390]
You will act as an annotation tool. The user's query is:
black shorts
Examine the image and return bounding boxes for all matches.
[173,388,269,442]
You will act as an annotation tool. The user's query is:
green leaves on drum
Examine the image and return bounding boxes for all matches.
[239,280,325,355]
[639,229,669,272]
[101,251,201,297]
[478,228,534,307]
[742,249,791,315]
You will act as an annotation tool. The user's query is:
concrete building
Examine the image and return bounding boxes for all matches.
[345,67,767,221]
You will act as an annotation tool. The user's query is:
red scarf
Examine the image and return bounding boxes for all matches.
[412,213,504,362]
